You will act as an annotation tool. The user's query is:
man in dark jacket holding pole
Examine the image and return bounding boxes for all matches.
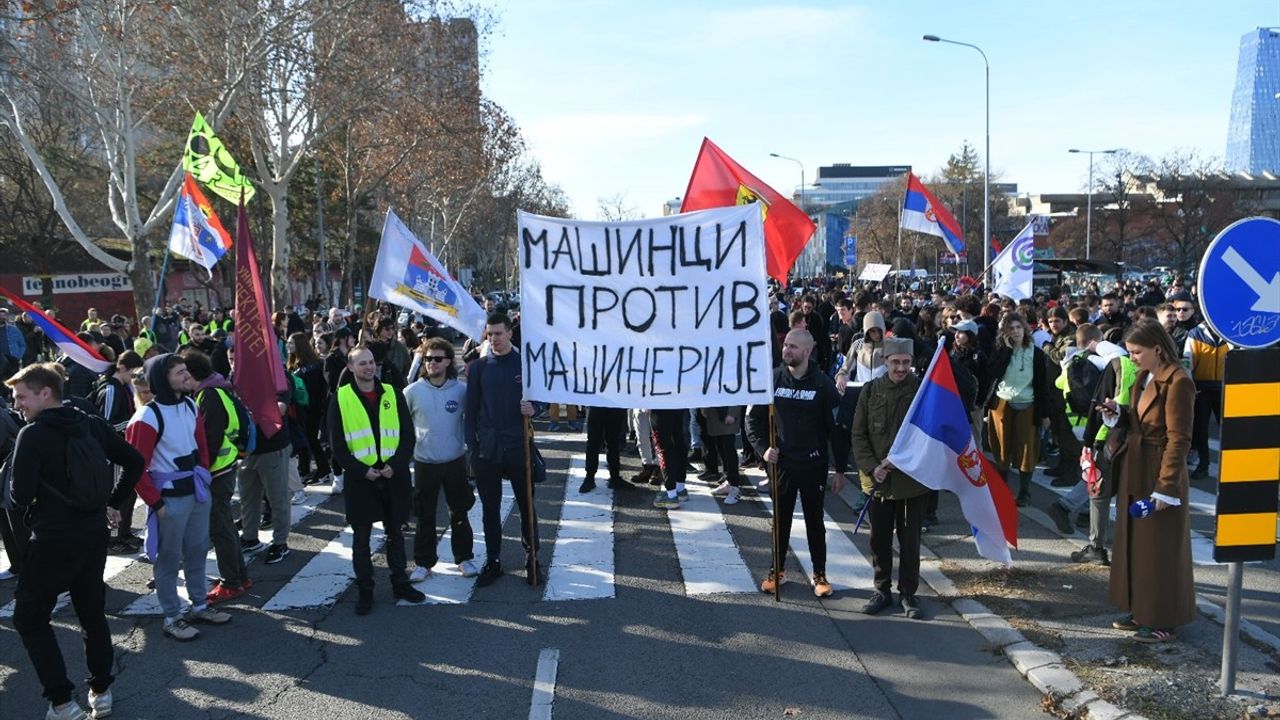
[328,345,425,615]
[465,313,539,588]
[746,329,847,598]
[7,363,144,720]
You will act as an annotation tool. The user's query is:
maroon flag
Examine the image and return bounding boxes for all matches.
[232,201,286,436]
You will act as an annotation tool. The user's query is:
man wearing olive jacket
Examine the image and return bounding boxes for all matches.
[328,345,425,615]
[851,336,929,620]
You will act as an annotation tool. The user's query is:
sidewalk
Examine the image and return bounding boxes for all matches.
[829,470,1280,720]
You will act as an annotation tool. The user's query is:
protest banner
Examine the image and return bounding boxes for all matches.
[517,205,773,409]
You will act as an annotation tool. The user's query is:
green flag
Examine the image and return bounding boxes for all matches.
[183,112,255,204]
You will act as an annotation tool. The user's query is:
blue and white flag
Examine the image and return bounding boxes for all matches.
[991,221,1036,301]
[369,209,487,341]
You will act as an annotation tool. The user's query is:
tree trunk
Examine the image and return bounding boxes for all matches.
[128,237,156,322]
[268,182,290,313]
[340,205,358,307]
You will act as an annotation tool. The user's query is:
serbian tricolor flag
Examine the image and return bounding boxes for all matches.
[886,342,1018,565]
[900,172,965,255]
[167,173,232,278]
[0,286,111,373]
[680,138,814,285]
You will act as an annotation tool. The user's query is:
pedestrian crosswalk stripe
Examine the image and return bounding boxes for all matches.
[0,487,331,619]
[405,481,515,606]
[121,490,328,616]
[262,523,387,611]
[666,480,758,596]
[748,468,875,592]
[543,457,615,602]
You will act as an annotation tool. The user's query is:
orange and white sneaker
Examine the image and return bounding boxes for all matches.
[812,572,833,598]
[760,569,785,594]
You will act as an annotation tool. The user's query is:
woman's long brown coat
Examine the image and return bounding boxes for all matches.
[1109,362,1197,629]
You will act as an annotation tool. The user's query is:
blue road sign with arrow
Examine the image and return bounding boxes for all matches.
[1197,217,1280,349]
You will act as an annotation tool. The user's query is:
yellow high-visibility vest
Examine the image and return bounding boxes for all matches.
[336,384,400,465]
[196,387,241,473]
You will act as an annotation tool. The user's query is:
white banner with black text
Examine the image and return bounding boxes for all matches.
[517,205,773,409]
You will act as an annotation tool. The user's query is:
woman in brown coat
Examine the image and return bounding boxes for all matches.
[1100,318,1196,642]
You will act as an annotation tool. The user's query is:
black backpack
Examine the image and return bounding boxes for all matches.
[41,412,114,513]
[1065,353,1104,418]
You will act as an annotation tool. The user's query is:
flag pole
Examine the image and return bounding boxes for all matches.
[768,404,781,602]
[523,415,539,589]
[150,245,172,336]
[894,167,911,297]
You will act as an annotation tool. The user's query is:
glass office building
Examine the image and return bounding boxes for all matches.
[1226,28,1280,174]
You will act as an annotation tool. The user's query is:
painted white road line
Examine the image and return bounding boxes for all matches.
[755,476,875,593]
[262,522,387,611]
[528,647,560,720]
[408,481,516,605]
[666,480,757,596]
[543,457,614,602]
[1,486,332,619]
[117,490,328,616]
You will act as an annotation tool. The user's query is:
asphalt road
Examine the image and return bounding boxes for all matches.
[0,430,1046,719]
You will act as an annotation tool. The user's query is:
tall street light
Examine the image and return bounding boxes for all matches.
[1069,148,1119,260]
[769,152,806,210]
[923,34,989,282]
[770,152,807,274]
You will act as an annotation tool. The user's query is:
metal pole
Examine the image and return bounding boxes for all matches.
[768,405,781,602]
[983,53,990,287]
[1085,152,1094,260]
[923,36,989,285]
[1220,561,1244,695]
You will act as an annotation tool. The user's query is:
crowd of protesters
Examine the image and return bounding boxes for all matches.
[0,270,1210,718]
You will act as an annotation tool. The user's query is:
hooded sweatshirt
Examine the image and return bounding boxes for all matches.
[9,403,144,538]
[124,354,209,509]
[836,311,886,383]
[403,376,467,463]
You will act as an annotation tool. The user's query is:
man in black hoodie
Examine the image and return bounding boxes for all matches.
[746,329,847,598]
[6,362,143,720]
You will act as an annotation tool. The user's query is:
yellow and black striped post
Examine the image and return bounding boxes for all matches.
[1213,347,1280,563]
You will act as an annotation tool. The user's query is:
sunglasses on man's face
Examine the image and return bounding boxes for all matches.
[424,356,449,363]
[1173,306,1194,313]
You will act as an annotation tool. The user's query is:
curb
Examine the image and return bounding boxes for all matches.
[919,561,1143,720]
[836,487,1148,719]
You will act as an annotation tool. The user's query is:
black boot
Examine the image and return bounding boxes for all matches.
[1017,470,1032,507]
[631,464,656,484]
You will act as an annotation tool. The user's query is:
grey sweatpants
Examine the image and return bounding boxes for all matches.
[153,493,211,619]
[238,446,292,547]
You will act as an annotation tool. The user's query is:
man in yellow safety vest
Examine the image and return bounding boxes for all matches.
[327,345,424,615]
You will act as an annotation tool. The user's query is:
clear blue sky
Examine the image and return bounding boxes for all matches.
[483,0,1280,219]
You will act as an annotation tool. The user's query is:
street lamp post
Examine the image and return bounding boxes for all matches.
[770,152,806,272]
[1069,148,1119,260]
[923,34,989,283]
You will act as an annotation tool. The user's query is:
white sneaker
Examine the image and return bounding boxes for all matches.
[710,480,734,497]
[46,701,89,719]
[409,566,430,583]
[331,474,344,495]
[87,688,112,718]
[291,489,307,505]
[458,559,481,577]
[723,486,741,505]
[756,478,770,491]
